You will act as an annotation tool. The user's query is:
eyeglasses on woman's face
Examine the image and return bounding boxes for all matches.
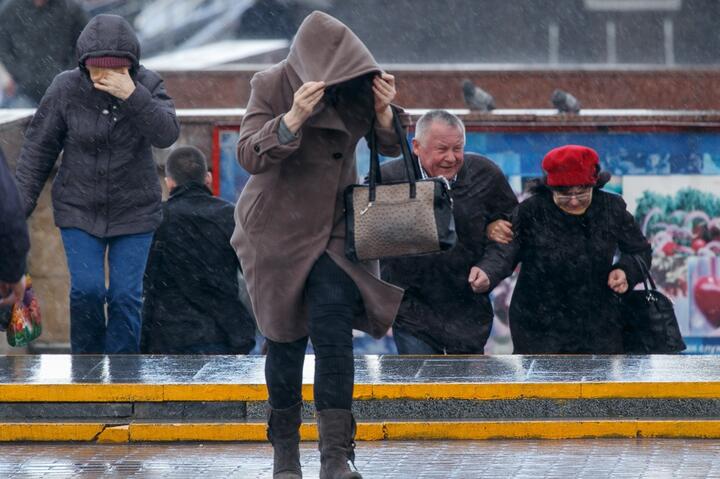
[551,187,593,204]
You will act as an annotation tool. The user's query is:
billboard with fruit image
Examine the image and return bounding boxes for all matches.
[624,176,720,352]
[215,126,720,354]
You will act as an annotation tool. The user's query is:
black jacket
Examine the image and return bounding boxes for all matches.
[0,0,88,104]
[15,14,180,238]
[380,153,518,353]
[504,186,652,354]
[141,182,256,354]
[0,148,29,283]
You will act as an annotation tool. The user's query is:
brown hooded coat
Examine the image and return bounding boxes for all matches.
[231,11,404,343]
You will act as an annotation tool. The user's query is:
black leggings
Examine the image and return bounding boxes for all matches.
[265,253,359,411]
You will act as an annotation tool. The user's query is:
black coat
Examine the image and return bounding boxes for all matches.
[141,182,256,354]
[15,14,180,238]
[380,153,518,353]
[0,0,88,104]
[505,186,651,354]
[0,148,29,283]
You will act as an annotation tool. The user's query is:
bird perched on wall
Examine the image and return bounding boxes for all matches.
[462,80,495,112]
[551,89,581,114]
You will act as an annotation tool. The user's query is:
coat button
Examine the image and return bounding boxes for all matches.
[102,109,109,115]
[333,152,343,159]
[253,144,260,153]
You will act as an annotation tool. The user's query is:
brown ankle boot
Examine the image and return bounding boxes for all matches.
[317,409,362,479]
[268,402,303,479]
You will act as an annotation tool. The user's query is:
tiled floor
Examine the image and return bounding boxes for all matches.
[2,354,720,385]
[1,439,719,478]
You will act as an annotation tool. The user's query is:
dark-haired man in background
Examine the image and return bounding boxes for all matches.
[141,146,255,354]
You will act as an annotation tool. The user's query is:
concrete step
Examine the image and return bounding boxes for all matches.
[2,355,720,440]
[2,419,720,442]
[3,397,720,421]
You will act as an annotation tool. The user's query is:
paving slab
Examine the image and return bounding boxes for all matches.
[0,439,719,478]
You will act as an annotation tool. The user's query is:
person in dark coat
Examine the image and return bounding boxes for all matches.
[141,146,256,355]
[0,147,29,307]
[231,11,403,479]
[380,110,518,354]
[489,145,652,354]
[14,14,180,354]
[0,0,88,106]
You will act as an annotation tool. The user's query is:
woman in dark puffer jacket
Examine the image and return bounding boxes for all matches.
[15,14,179,354]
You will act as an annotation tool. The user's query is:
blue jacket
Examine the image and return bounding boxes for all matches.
[0,148,30,283]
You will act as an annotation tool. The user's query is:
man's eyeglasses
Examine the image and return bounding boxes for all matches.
[552,188,593,204]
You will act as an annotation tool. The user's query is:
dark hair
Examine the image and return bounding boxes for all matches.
[324,73,375,119]
[165,146,208,186]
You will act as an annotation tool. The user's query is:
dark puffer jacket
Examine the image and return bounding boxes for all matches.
[15,14,180,238]
[504,186,652,354]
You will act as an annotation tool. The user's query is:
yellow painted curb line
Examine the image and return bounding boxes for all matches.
[0,423,104,441]
[97,425,130,443]
[4,420,720,442]
[2,381,720,402]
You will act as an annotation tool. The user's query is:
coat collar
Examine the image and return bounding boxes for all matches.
[169,181,212,200]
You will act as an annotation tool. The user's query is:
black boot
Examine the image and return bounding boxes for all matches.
[268,402,303,478]
[317,409,362,479]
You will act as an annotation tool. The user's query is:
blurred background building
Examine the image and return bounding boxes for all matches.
[71,0,720,66]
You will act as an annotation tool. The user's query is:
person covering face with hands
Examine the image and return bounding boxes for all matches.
[230,11,405,479]
[14,14,179,354]
[87,64,136,100]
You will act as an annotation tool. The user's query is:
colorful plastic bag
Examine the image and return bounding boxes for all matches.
[2,276,42,347]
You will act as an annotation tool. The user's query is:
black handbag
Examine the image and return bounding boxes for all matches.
[344,108,457,262]
[621,255,686,354]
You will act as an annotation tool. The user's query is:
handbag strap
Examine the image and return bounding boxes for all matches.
[366,106,417,204]
[631,254,658,291]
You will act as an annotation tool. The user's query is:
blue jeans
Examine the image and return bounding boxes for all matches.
[60,228,153,354]
[393,327,445,355]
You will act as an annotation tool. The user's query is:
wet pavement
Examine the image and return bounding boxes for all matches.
[1,439,719,478]
[2,354,720,385]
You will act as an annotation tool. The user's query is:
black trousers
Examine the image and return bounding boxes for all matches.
[265,253,359,411]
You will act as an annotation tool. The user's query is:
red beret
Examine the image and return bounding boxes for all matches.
[542,145,599,187]
[85,56,132,69]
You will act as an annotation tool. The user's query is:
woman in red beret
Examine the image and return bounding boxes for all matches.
[486,145,651,354]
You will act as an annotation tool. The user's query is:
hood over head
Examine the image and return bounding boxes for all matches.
[76,14,140,69]
[286,11,380,87]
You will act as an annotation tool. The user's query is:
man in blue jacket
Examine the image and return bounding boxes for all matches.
[0,147,29,307]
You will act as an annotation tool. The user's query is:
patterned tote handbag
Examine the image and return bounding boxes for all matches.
[621,256,685,354]
[344,108,457,262]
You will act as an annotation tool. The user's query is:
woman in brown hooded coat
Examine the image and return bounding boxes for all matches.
[231,11,404,479]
